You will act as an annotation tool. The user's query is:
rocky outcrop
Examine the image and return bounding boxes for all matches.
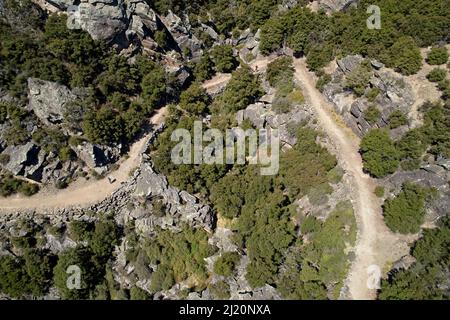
[66,0,128,41]
[236,102,313,146]
[0,142,39,176]
[382,167,450,223]
[237,28,261,60]
[160,10,203,60]
[323,55,415,136]
[28,78,77,126]
[133,161,214,232]
[73,142,120,170]
[318,0,359,12]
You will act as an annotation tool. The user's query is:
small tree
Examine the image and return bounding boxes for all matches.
[387,37,422,75]
[214,252,240,277]
[360,129,400,177]
[363,105,381,124]
[426,68,447,83]
[383,183,431,234]
[427,47,449,65]
[388,110,408,129]
[210,45,238,73]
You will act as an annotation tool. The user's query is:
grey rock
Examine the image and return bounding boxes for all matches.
[68,1,127,41]
[200,23,219,40]
[180,190,196,204]
[74,142,109,169]
[1,142,39,176]
[391,255,416,272]
[371,60,384,70]
[337,55,364,74]
[41,159,62,184]
[28,78,77,126]
[161,10,203,60]
[127,1,159,38]
[46,0,76,10]
[25,149,47,181]
[324,55,414,137]
[437,157,450,171]
[242,103,269,128]
[318,0,360,12]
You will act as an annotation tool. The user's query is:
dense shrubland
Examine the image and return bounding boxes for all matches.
[259,1,450,74]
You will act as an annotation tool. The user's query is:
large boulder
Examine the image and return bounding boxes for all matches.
[1,142,39,176]
[67,0,128,41]
[73,142,109,169]
[28,78,77,126]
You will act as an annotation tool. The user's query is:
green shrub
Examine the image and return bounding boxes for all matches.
[360,129,400,178]
[380,216,450,300]
[374,186,385,198]
[388,110,408,129]
[129,286,151,300]
[427,68,447,82]
[427,47,449,65]
[316,74,332,92]
[344,61,373,96]
[68,220,93,242]
[266,56,294,88]
[300,216,322,234]
[209,280,230,299]
[366,88,380,102]
[383,183,433,234]
[214,252,240,277]
[210,45,238,73]
[363,105,381,124]
[386,37,422,75]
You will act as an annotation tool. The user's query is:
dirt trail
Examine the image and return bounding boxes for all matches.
[203,56,273,94]
[0,107,167,211]
[293,58,411,300]
[202,73,232,94]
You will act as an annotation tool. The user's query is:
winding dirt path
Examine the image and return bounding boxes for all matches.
[0,54,412,300]
[293,58,410,300]
[0,107,167,211]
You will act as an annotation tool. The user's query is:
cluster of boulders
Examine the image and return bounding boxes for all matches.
[322,55,415,137]
[236,100,313,147]
[36,0,204,60]
[382,161,450,224]
[130,161,215,233]
[0,75,125,184]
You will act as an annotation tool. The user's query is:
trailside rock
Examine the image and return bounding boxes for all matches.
[73,142,109,169]
[28,78,77,126]
[1,142,39,176]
